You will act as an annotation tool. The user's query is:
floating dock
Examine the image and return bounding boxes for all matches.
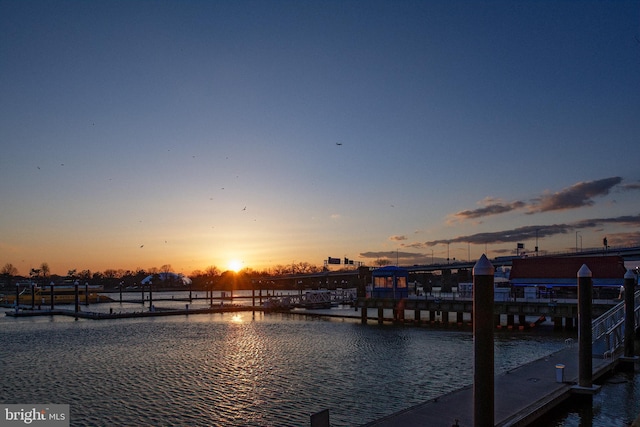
[4,305,261,319]
[363,344,621,427]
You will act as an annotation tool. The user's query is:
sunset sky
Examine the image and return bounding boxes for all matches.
[1,0,639,276]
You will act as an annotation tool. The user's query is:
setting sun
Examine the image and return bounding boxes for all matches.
[228,259,243,272]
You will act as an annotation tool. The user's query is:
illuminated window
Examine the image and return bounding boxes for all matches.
[396,277,407,288]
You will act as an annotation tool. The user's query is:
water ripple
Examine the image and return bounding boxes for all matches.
[0,310,566,426]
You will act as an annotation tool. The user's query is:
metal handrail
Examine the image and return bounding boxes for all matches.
[591,290,640,356]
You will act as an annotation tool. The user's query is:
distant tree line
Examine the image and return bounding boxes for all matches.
[0,261,363,292]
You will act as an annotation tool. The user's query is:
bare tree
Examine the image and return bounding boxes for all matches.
[103,269,119,280]
[40,262,50,281]
[204,265,220,277]
[1,263,18,288]
[1,263,18,276]
[270,264,287,275]
[374,258,391,267]
[293,262,321,274]
[79,270,92,282]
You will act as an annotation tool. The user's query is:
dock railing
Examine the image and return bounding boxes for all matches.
[591,290,640,357]
[264,288,357,309]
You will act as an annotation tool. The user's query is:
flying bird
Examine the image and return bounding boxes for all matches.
[140,245,144,248]
[336,142,342,146]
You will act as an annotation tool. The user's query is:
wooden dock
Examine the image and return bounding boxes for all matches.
[4,305,262,319]
[363,344,621,427]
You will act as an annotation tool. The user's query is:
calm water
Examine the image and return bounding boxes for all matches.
[538,365,640,427]
[0,294,637,426]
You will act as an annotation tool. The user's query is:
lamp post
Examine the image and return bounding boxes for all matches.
[50,281,55,310]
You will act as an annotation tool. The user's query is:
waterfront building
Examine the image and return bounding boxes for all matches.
[509,255,627,299]
[371,266,408,299]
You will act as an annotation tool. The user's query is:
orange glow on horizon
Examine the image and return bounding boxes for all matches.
[227,259,243,273]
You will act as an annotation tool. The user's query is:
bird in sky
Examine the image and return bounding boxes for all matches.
[336,142,342,146]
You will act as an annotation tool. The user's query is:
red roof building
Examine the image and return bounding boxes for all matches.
[509,255,626,287]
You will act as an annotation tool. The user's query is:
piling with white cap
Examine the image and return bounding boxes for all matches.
[473,254,494,427]
[577,264,593,388]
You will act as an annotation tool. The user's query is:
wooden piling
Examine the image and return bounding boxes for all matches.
[74,281,79,318]
[361,300,368,324]
[473,254,494,427]
[624,269,636,359]
[577,264,593,389]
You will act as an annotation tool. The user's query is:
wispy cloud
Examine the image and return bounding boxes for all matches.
[529,177,622,213]
[604,231,640,247]
[451,177,627,222]
[389,235,408,241]
[424,213,640,246]
[620,181,640,191]
[450,198,525,222]
[359,251,433,264]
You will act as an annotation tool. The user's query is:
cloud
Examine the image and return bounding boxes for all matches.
[603,231,640,247]
[389,235,408,241]
[573,214,640,228]
[450,177,625,222]
[620,181,640,191]
[424,213,640,246]
[529,177,622,213]
[450,199,526,221]
[402,242,428,249]
[360,251,428,262]
[424,224,570,246]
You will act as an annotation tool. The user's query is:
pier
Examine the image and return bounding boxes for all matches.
[359,263,640,427]
[356,296,617,330]
[4,304,262,319]
[363,343,620,427]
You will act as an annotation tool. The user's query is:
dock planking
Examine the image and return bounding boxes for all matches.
[362,344,619,427]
